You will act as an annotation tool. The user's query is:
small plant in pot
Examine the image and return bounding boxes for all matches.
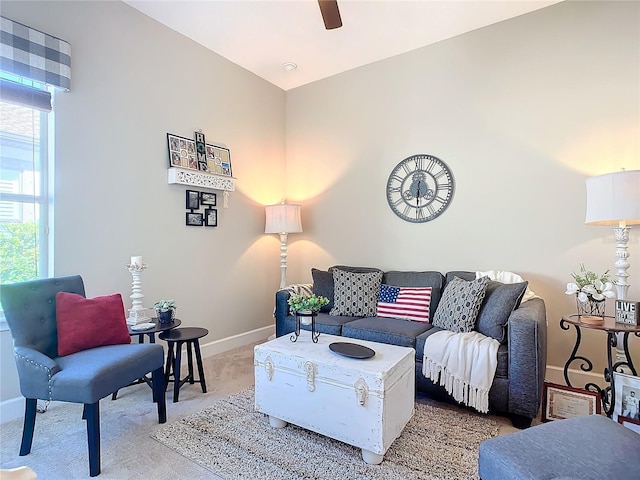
[288,294,329,325]
[154,299,176,324]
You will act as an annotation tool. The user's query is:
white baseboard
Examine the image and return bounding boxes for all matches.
[198,324,273,358]
[545,365,607,389]
[0,396,26,425]
[0,325,275,425]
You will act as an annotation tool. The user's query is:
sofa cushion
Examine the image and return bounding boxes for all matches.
[432,276,489,333]
[329,265,383,274]
[415,325,446,360]
[415,327,508,377]
[330,269,383,317]
[377,285,431,323]
[444,270,475,285]
[476,280,528,343]
[342,316,432,348]
[56,292,131,356]
[283,312,359,336]
[382,271,445,318]
[311,268,334,312]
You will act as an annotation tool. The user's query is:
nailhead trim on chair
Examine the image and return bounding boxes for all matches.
[14,352,54,404]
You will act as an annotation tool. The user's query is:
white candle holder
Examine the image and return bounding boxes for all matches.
[126,263,150,325]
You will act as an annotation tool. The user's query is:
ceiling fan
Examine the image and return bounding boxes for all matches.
[318,0,342,30]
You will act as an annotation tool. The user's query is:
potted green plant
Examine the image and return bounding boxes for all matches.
[154,299,176,324]
[288,294,329,325]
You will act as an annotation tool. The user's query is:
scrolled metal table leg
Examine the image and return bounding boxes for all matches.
[311,314,319,343]
[290,315,301,342]
[561,319,593,388]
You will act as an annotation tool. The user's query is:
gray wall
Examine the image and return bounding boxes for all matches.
[0,0,286,403]
[284,1,640,375]
[1,0,638,408]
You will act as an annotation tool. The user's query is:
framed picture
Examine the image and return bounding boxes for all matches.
[205,144,232,177]
[204,208,217,227]
[186,190,200,210]
[613,372,640,422]
[541,382,601,422]
[185,212,204,227]
[167,133,197,170]
[617,415,640,434]
[201,192,217,206]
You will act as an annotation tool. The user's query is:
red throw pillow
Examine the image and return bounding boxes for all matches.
[56,292,131,356]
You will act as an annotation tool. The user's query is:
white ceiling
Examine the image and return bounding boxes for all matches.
[125,0,562,91]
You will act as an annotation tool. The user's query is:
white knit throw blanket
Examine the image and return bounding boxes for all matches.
[422,330,499,413]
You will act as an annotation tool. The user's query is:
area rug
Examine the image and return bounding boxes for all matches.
[151,388,499,480]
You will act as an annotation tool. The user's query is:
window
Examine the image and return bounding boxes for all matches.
[0,16,69,328]
[0,74,51,325]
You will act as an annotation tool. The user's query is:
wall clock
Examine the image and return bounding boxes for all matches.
[386,154,455,223]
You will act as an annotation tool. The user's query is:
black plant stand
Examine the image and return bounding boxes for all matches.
[291,311,320,343]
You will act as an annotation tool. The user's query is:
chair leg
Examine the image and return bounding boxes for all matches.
[193,340,207,394]
[152,366,167,424]
[173,341,183,403]
[84,402,101,477]
[186,341,195,385]
[19,398,37,456]
[164,342,175,389]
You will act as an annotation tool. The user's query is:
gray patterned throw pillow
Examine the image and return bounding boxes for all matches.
[432,276,490,332]
[330,269,383,317]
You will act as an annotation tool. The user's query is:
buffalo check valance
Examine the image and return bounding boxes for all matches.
[0,16,71,91]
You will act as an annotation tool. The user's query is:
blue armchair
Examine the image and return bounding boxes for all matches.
[0,275,167,477]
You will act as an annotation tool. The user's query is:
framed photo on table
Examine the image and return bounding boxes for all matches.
[542,382,601,422]
[613,372,640,423]
[617,415,640,434]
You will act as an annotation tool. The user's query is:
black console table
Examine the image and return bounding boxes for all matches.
[561,314,640,417]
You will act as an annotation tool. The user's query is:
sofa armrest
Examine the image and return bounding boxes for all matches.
[275,289,291,337]
[14,346,61,400]
[507,298,547,419]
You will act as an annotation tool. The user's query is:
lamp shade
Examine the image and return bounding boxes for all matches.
[265,203,302,234]
[585,170,640,226]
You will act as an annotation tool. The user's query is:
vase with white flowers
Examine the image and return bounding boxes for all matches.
[565,264,616,320]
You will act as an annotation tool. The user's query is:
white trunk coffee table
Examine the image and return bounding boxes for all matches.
[254,333,415,464]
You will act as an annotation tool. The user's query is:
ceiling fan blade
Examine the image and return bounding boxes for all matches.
[318,0,342,30]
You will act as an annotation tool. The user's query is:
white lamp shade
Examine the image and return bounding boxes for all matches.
[265,203,302,234]
[585,170,640,226]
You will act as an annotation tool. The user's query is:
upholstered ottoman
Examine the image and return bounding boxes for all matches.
[478,414,640,479]
[254,333,414,464]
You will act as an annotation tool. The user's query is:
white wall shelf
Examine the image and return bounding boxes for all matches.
[168,167,235,191]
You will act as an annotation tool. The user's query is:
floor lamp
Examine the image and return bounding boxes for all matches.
[585,169,640,367]
[265,203,302,290]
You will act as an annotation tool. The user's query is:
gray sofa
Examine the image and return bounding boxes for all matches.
[274,266,547,428]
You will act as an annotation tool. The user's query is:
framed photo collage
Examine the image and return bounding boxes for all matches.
[185,189,217,228]
[167,132,232,177]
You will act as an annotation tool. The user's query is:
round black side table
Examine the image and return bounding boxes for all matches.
[159,327,208,403]
[112,318,182,400]
[128,318,182,343]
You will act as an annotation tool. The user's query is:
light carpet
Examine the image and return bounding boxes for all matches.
[151,388,499,480]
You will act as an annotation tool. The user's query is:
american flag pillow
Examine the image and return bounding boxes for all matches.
[377,284,432,323]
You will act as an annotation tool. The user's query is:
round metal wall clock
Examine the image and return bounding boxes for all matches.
[386,154,455,223]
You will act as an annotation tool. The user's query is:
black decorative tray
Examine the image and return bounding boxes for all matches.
[329,342,375,359]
